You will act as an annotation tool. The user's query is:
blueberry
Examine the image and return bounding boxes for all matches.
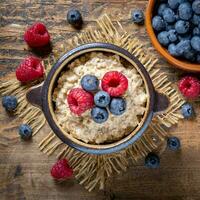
[192,14,200,26]
[19,124,32,140]
[81,75,99,92]
[91,107,108,123]
[109,98,126,116]
[178,34,192,41]
[168,43,180,57]
[168,29,178,43]
[145,153,160,169]
[166,24,175,31]
[132,10,144,25]
[94,91,110,108]
[178,2,193,21]
[181,103,195,119]
[192,0,200,15]
[158,4,168,16]
[191,36,200,51]
[184,49,196,62]
[167,137,181,151]
[175,20,190,34]
[67,9,82,27]
[168,0,180,10]
[176,40,191,55]
[2,95,18,112]
[197,54,200,63]
[193,27,200,36]
[152,16,166,32]
[157,31,170,46]
[162,8,176,23]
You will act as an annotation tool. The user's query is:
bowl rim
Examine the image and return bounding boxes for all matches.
[42,43,155,154]
[146,0,200,72]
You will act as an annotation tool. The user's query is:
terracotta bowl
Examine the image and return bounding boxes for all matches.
[26,43,169,155]
[146,0,200,72]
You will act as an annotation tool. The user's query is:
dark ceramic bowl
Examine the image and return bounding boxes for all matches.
[26,43,169,155]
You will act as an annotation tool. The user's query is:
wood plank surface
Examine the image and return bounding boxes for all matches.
[0,0,200,199]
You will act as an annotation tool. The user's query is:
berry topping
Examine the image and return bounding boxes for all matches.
[2,96,18,112]
[132,10,144,25]
[167,137,181,151]
[101,71,128,97]
[145,153,160,169]
[51,159,73,180]
[81,75,99,92]
[19,124,32,140]
[16,56,44,83]
[178,76,200,99]
[109,97,126,116]
[67,9,82,27]
[24,22,50,48]
[94,91,110,108]
[91,107,109,124]
[67,88,94,116]
[181,103,195,119]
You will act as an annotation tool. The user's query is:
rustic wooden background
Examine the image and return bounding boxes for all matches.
[0,0,200,199]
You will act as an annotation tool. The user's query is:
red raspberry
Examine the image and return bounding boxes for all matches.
[67,88,94,116]
[178,76,200,99]
[51,159,73,180]
[24,22,50,48]
[101,71,128,97]
[16,56,44,83]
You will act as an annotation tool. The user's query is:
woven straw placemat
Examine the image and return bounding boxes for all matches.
[0,15,185,192]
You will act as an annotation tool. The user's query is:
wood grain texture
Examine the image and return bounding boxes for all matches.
[0,0,200,199]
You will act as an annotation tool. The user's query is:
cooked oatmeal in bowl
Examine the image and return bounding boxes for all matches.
[53,52,148,144]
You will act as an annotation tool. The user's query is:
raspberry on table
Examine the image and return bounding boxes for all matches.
[178,76,200,99]
[24,22,50,48]
[101,71,128,97]
[16,56,44,83]
[51,159,73,180]
[67,88,94,116]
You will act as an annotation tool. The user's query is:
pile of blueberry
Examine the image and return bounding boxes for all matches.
[152,0,200,63]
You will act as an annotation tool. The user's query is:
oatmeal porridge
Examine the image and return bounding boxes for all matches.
[53,52,147,144]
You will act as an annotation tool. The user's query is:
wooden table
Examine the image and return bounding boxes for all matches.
[0,1,200,199]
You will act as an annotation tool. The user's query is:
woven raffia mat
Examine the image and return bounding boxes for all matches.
[0,15,185,192]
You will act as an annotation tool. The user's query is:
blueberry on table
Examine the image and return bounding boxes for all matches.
[158,3,168,16]
[145,153,160,169]
[176,40,191,56]
[67,9,82,27]
[175,20,190,35]
[19,124,32,140]
[81,75,99,92]
[162,8,176,23]
[191,36,200,52]
[167,137,181,151]
[181,103,195,119]
[132,10,144,25]
[152,16,166,32]
[157,31,170,46]
[2,95,18,112]
[91,107,109,124]
[178,2,193,21]
[94,91,111,108]
[192,0,200,15]
[168,29,178,43]
[109,97,126,116]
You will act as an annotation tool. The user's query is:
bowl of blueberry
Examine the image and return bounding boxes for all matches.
[146,0,200,72]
